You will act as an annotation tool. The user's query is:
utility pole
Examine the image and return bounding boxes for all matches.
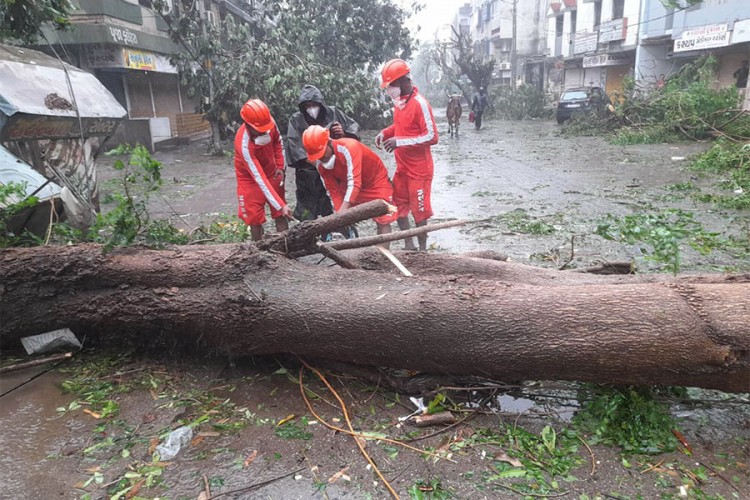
[510,0,518,90]
[196,0,221,152]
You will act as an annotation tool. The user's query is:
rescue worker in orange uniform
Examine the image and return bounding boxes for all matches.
[375,58,439,252]
[233,99,293,241]
[302,125,396,240]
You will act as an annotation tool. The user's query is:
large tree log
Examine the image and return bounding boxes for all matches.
[1,244,748,392]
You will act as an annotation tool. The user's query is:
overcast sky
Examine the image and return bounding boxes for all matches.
[403,0,468,43]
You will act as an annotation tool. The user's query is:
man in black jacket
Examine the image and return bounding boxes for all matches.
[285,85,360,221]
[471,87,488,130]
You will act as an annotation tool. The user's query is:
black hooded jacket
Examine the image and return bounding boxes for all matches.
[285,85,360,170]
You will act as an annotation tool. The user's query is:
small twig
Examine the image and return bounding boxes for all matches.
[0,352,73,374]
[205,468,305,500]
[203,473,211,499]
[297,360,400,499]
[404,410,478,443]
[558,235,577,271]
[493,481,569,498]
[297,365,453,461]
[577,435,596,477]
[698,461,743,494]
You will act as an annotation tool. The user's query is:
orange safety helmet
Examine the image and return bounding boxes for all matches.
[380,58,410,88]
[302,125,330,162]
[240,99,274,133]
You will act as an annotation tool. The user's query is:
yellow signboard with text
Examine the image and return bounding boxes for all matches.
[124,49,156,71]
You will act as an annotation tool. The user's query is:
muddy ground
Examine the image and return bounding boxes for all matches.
[1,117,749,499]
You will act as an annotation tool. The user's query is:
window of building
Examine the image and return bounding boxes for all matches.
[571,10,577,34]
[612,0,624,19]
[665,7,674,30]
[556,14,564,37]
[594,1,602,28]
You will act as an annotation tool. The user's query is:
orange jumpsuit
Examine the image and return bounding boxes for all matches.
[233,123,286,225]
[379,87,438,222]
[316,138,397,225]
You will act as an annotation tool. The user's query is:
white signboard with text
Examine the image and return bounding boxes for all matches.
[732,18,750,45]
[574,32,598,55]
[674,23,730,53]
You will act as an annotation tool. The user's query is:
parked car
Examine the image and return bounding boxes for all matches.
[556,87,611,124]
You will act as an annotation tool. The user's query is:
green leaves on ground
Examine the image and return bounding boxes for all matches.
[596,209,721,274]
[691,139,750,209]
[0,181,41,247]
[274,419,313,440]
[573,385,679,454]
[408,478,454,499]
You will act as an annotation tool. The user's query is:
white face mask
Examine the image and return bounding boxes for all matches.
[254,133,271,146]
[385,85,401,101]
[306,105,321,120]
[318,154,336,170]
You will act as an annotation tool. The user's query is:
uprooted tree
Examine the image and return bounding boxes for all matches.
[1,201,748,393]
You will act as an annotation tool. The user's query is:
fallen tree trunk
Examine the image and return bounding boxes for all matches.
[1,243,748,392]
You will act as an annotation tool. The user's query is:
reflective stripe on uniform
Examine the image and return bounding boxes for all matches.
[395,94,435,147]
[241,128,282,211]
[336,144,356,203]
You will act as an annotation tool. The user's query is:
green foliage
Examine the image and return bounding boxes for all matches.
[495,85,547,120]
[488,425,582,495]
[426,393,447,415]
[659,0,702,7]
[156,0,413,132]
[0,0,72,43]
[274,420,313,440]
[596,209,720,274]
[0,181,41,247]
[573,385,679,454]
[612,56,749,143]
[690,139,750,209]
[500,210,556,235]
[85,144,187,250]
[408,479,454,500]
[610,125,681,145]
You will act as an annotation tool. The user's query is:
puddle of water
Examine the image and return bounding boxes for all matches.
[0,369,83,499]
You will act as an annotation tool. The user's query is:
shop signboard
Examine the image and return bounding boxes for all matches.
[574,31,598,54]
[583,53,633,68]
[599,18,628,43]
[674,23,730,53]
[732,18,750,45]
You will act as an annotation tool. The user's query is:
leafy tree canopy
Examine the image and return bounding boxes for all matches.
[157,0,414,132]
[0,0,72,44]
[659,0,702,7]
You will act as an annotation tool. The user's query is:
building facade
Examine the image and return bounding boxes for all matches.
[32,0,256,149]
[637,0,750,108]
[546,0,641,98]
[470,0,550,88]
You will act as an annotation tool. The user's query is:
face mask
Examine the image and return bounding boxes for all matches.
[385,85,401,101]
[254,133,271,146]
[318,154,336,170]
[306,105,321,120]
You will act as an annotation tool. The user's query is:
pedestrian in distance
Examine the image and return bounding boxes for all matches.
[471,86,488,130]
[285,84,360,223]
[733,60,749,89]
[233,99,292,241]
[375,58,439,252]
[302,125,397,246]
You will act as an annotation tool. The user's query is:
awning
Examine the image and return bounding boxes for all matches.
[0,145,61,207]
[0,44,126,141]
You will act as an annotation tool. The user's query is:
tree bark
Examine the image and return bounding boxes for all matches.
[1,244,748,393]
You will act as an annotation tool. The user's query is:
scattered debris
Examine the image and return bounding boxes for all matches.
[154,426,193,461]
[21,328,81,355]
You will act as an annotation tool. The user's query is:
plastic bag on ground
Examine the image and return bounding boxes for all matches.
[155,426,193,461]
